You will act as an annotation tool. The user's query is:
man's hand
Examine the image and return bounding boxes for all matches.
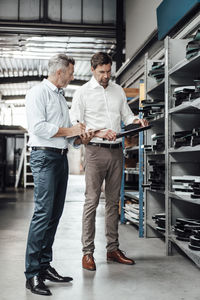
[133,118,149,127]
[95,129,116,141]
[74,130,95,145]
[53,123,86,138]
[80,130,95,145]
[69,122,86,137]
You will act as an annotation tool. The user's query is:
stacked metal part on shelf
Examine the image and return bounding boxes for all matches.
[172,176,200,198]
[173,79,200,107]
[186,29,200,60]
[140,99,164,121]
[173,218,200,251]
[173,128,200,148]
[152,213,165,232]
[148,62,165,83]
[124,199,140,225]
[143,132,165,153]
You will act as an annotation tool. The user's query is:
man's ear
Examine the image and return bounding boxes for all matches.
[57,69,62,76]
[91,66,94,72]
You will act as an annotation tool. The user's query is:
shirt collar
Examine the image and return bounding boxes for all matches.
[43,79,64,94]
[89,76,111,89]
[43,78,57,92]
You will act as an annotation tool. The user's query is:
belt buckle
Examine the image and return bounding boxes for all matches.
[61,149,64,155]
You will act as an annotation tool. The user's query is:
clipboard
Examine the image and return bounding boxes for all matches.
[67,128,105,139]
[116,125,151,138]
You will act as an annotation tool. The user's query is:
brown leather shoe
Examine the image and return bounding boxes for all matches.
[82,254,96,271]
[107,249,135,265]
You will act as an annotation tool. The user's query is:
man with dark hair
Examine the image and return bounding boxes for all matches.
[91,52,112,70]
[70,52,148,271]
[25,54,93,295]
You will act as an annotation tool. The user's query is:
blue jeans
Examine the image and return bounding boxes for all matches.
[25,150,68,279]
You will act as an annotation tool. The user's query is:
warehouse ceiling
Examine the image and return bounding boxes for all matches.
[0,0,123,104]
[0,34,116,102]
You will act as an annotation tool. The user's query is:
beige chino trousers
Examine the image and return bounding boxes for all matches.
[82,144,123,254]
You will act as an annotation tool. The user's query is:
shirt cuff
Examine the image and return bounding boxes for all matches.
[48,124,59,139]
[68,137,81,148]
[125,115,139,125]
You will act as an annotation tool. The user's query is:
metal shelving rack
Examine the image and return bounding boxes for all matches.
[143,33,200,268]
[144,55,166,239]
[165,36,200,267]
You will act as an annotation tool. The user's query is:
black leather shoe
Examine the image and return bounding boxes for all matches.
[40,266,73,283]
[26,275,52,296]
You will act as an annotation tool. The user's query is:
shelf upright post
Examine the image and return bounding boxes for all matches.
[144,53,148,237]
[139,80,145,237]
[164,36,172,255]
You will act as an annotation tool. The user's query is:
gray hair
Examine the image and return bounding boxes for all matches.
[48,54,75,75]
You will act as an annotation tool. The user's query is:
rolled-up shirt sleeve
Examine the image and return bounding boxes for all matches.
[120,88,139,125]
[26,88,59,139]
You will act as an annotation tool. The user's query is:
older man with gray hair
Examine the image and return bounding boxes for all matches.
[25,54,93,296]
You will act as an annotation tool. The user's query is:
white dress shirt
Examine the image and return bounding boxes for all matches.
[26,79,74,149]
[70,76,138,143]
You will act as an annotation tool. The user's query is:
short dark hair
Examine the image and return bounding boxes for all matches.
[48,54,75,75]
[91,52,112,70]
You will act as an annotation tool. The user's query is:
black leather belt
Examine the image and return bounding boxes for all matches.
[88,142,122,149]
[32,146,68,155]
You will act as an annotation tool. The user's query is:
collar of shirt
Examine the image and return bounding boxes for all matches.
[43,79,64,95]
[89,76,111,89]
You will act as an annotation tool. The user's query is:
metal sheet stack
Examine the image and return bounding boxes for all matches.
[172,175,200,198]
[173,218,200,251]
[152,213,165,232]
[124,202,140,225]
[186,29,200,60]
[148,62,165,82]
[173,80,200,107]
[143,132,165,153]
[173,86,195,106]
[173,128,200,148]
[140,99,164,120]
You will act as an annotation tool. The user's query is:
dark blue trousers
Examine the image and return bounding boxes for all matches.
[25,150,68,279]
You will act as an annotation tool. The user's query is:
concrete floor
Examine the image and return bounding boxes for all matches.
[0,175,199,300]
